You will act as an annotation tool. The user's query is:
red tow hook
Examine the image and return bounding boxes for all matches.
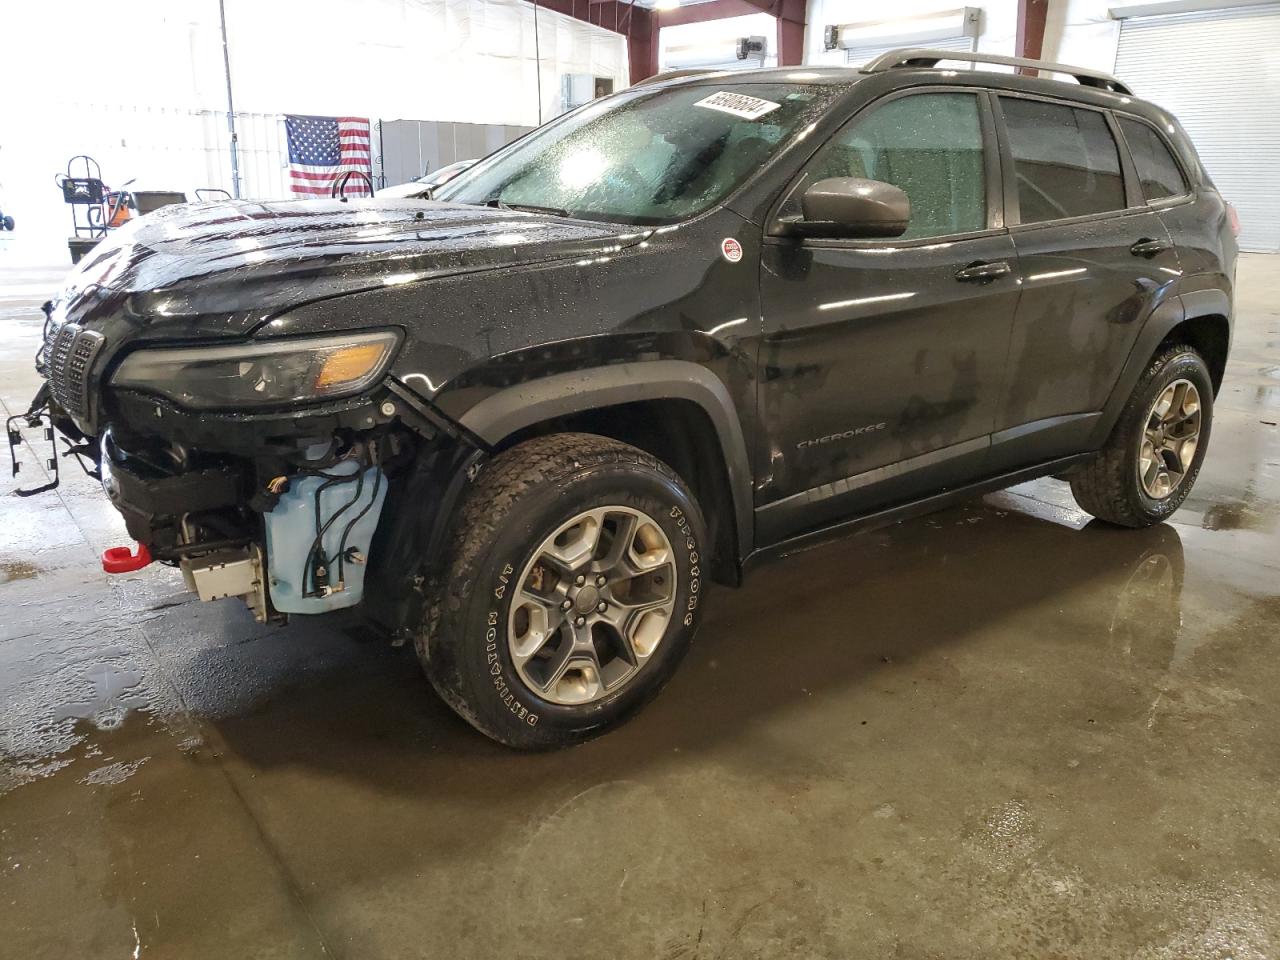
[102,543,153,574]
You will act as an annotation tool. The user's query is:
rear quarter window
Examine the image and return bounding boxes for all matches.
[1118,117,1189,201]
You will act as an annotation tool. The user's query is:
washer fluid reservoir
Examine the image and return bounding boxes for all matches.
[264,458,388,614]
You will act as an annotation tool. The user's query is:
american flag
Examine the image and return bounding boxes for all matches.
[285,115,373,197]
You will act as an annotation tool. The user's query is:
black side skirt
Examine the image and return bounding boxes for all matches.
[744,452,1093,571]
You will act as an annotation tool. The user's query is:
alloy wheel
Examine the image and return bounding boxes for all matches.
[507,506,677,706]
[1138,378,1201,500]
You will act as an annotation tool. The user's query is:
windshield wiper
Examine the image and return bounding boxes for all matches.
[484,198,574,218]
[505,203,574,217]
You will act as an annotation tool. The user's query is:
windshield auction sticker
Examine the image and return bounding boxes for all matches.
[694,91,781,121]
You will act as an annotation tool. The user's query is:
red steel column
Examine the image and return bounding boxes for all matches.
[773,0,807,67]
[1016,0,1049,69]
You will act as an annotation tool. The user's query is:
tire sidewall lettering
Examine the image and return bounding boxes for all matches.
[668,503,701,622]
[483,591,538,725]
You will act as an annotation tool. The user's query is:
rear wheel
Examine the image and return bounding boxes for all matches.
[417,433,708,749]
[1070,344,1213,527]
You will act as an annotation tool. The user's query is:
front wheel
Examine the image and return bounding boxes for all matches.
[417,433,708,749]
[1070,344,1214,527]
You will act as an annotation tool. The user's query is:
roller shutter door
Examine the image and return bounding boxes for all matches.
[1115,4,1280,252]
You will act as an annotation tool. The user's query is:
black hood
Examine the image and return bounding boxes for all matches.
[59,197,648,335]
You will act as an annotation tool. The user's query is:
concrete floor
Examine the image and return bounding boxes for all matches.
[1,257,1278,960]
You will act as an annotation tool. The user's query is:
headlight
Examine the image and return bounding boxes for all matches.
[111,331,401,409]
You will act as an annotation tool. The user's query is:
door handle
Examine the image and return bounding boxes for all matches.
[955,260,1011,283]
[1130,237,1172,258]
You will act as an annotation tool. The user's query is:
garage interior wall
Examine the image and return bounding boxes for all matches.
[796,0,1124,75]
[1041,0,1126,72]
[802,1,1020,66]
[658,12,780,71]
[0,0,627,264]
[797,1,1131,76]
[1113,3,1280,252]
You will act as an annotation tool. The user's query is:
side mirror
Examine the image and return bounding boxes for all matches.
[792,177,910,239]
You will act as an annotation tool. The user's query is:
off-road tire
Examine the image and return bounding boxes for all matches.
[1070,344,1213,527]
[416,433,708,749]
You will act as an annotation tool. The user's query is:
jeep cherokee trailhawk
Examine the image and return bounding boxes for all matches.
[12,49,1237,747]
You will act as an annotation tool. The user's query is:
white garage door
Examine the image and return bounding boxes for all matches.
[844,35,975,68]
[1115,4,1280,252]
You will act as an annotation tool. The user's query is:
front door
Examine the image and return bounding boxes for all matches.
[756,88,1020,544]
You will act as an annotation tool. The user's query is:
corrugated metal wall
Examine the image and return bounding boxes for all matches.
[1116,3,1280,252]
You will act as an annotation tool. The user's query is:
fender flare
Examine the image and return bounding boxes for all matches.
[457,360,754,558]
[1090,287,1230,447]
[1181,288,1232,342]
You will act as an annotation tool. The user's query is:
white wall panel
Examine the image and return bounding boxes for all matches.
[1043,0,1123,73]
[802,2,1018,67]
[659,13,779,72]
[842,34,976,68]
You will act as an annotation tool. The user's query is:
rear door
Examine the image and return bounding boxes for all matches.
[1116,113,1228,282]
[989,93,1183,472]
[755,88,1019,544]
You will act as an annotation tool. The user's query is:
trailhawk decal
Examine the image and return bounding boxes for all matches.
[721,237,743,263]
[693,91,781,121]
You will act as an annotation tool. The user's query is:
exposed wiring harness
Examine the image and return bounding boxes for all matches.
[298,444,382,599]
[333,459,383,581]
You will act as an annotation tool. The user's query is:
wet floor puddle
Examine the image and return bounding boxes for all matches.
[0,559,42,583]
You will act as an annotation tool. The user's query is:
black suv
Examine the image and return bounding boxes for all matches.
[15,49,1236,748]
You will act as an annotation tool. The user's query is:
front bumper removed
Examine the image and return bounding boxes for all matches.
[10,385,392,624]
[13,369,476,636]
[96,426,391,622]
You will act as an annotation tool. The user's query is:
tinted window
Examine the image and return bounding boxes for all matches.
[436,82,841,225]
[793,92,986,240]
[1000,97,1125,223]
[1119,117,1188,201]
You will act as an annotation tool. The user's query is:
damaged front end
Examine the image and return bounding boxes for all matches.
[11,194,638,638]
[12,293,484,639]
[98,423,401,625]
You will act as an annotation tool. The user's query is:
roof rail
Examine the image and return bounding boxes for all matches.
[861,47,1133,96]
[633,68,720,88]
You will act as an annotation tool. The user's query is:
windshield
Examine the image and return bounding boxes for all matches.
[435,81,841,225]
